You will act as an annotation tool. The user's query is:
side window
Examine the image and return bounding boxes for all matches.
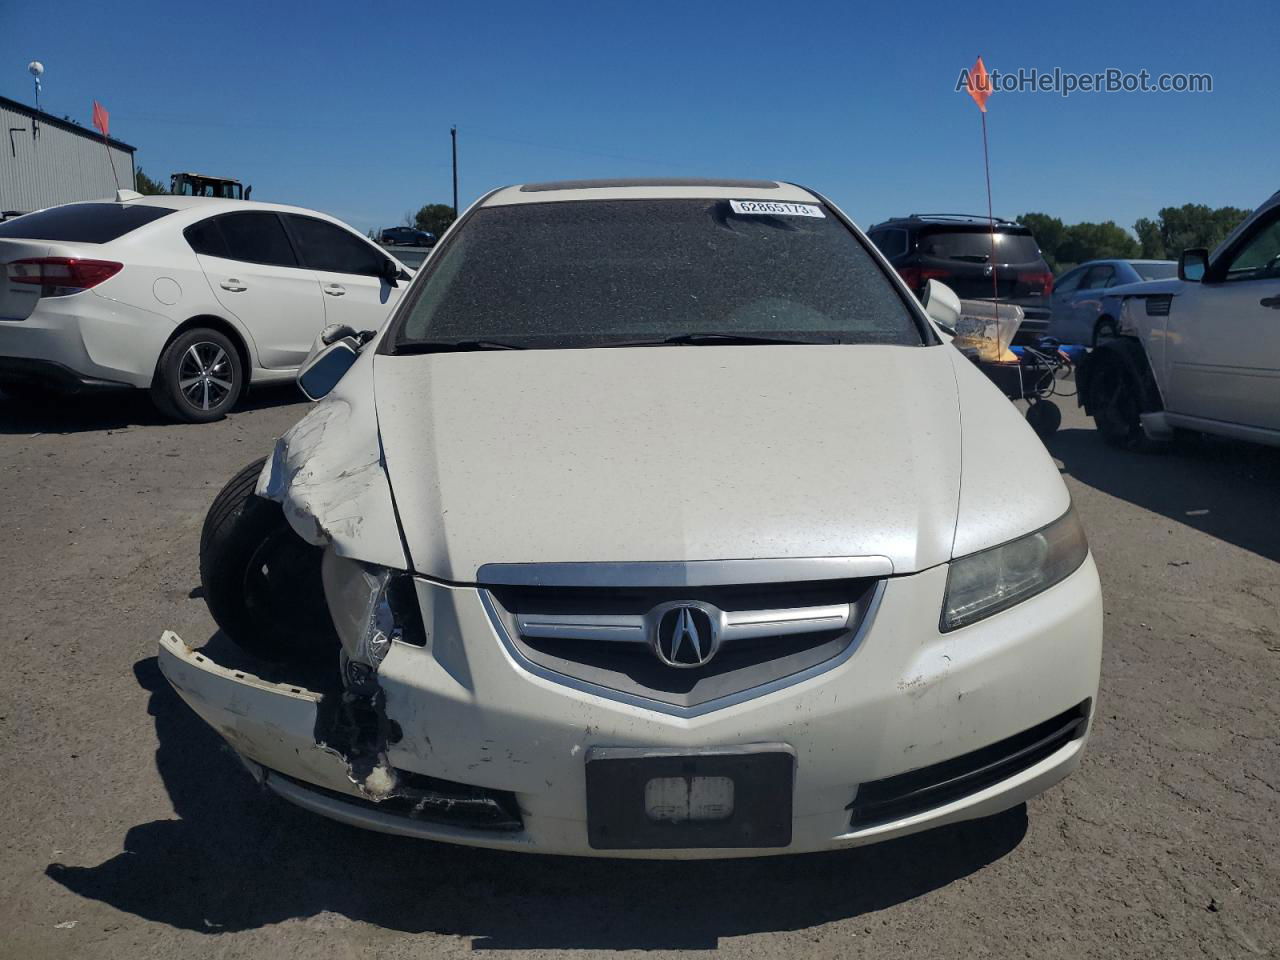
[1054,267,1085,294]
[215,212,298,268]
[184,218,229,258]
[286,215,386,277]
[1081,265,1114,290]
[1222,214,1280,282]
[870,228,908,259]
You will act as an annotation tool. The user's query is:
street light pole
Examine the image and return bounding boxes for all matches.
[451,125,458,218]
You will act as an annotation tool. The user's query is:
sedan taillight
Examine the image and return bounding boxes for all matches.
[8,257,123,297]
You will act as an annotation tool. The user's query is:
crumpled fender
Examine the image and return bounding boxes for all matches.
[256,349,408,571]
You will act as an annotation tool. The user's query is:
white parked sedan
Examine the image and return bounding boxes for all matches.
[0,193,411,421]
[159,178,1102,858]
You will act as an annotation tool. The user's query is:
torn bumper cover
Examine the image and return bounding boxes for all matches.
[156,554,1101,859]
[156,632,524,839]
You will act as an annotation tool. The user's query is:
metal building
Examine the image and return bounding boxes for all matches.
[1,95,136,214]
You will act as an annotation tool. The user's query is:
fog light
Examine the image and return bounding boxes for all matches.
[645,776,734,822]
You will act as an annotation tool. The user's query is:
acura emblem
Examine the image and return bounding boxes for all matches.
[649,602,721,668]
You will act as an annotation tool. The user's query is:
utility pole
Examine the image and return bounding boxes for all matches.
[451,125,458,218]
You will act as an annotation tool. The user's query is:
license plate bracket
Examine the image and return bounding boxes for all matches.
[585,744,795,849]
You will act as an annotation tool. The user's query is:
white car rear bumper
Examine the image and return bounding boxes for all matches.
[0,291,173,388]
[157,557,1102,859]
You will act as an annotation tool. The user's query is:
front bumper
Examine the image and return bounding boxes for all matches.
[158,557,1102,859]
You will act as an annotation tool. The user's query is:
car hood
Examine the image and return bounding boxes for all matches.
[373,344,963,582]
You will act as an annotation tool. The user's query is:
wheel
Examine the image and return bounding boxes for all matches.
[151,328,243,423]
[1025,399,1062,438]
[1092,317,1118,348]
[1085,356,1162,451]
[199,457,338,661]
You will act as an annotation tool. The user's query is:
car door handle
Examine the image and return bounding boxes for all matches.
[1260,295,1280,309]
[219,279,247,292]
[323,283,346,296]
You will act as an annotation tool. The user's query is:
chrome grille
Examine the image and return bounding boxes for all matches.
[482,572,883,713]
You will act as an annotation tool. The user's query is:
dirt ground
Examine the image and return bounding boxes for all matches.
[0,385,1276,959]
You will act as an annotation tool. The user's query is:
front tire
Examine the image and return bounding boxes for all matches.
[1092,317,1118,348]
[151,327,243,423]
[200,457,338,661]
[1086,356,1162,452]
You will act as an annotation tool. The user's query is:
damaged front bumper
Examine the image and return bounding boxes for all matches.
[157,633,528,845]
[157,555,1102,859]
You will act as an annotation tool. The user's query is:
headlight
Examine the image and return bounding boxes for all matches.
[321,551,426,678]
[941,507,1089,631]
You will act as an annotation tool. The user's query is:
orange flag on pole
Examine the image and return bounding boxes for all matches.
[92,100,110,138]
[965,57,992,112]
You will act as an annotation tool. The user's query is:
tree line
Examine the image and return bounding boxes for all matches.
[1018,204,1250,274]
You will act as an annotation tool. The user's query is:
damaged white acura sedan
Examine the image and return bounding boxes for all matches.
[158,178,1102,858]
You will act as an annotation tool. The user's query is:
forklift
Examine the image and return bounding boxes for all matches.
[170,172,251,200]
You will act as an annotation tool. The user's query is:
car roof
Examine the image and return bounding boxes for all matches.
[117,195,323,216]
[1067,259,1176,270]
[482,178,819,206]
[870,213,1023,230]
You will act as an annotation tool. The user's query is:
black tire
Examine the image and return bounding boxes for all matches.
[1092,317,1118,348]
[199,457,338,661]
[1085,356,1162,451]
[1025,399,1062,438]
[151,327,243,423]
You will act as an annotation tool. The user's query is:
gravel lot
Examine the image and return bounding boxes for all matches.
[1,386,1276,959]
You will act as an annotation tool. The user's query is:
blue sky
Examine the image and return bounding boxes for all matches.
[4,0,1275,234]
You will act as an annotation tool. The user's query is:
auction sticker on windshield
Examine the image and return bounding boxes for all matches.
[729,200,825,218]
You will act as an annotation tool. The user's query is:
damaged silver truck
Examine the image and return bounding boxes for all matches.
[159,178,1102,858]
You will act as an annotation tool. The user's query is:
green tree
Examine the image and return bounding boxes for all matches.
[1056,221,1139,268]
[1155,204,1250,257]
[134,166,168,195]
[1133,217,1164,259]
[1017,212,1067,271]
[413,203,456,237]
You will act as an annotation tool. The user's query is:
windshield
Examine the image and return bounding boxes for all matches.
[390,198,924,351]
[1131,261,1177,280]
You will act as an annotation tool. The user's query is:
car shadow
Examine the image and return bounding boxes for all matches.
[1046,427,1280,564]
[45,656,1028,948]
[0,384,306,436]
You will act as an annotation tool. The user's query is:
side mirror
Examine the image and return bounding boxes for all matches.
[319,323,360,347]
[298,339,360,401]
[380,257,401,286]
[1179,248,1209,282]
[921,278,962,334]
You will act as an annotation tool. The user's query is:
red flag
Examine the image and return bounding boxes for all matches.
[965,57,992,112]
[92,100,110,137]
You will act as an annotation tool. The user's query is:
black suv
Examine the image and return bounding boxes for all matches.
[379,227,437,247]
[866,214,1054,340]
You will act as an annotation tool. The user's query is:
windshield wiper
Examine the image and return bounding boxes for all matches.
[394,339,527,354]
[600,332,838,348]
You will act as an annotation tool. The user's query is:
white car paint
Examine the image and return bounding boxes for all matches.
[0,194,409,393]
[1101,190,1280,445]
[159,178,1103,858]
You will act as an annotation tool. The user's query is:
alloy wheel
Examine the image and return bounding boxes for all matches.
[178,341,235,411]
